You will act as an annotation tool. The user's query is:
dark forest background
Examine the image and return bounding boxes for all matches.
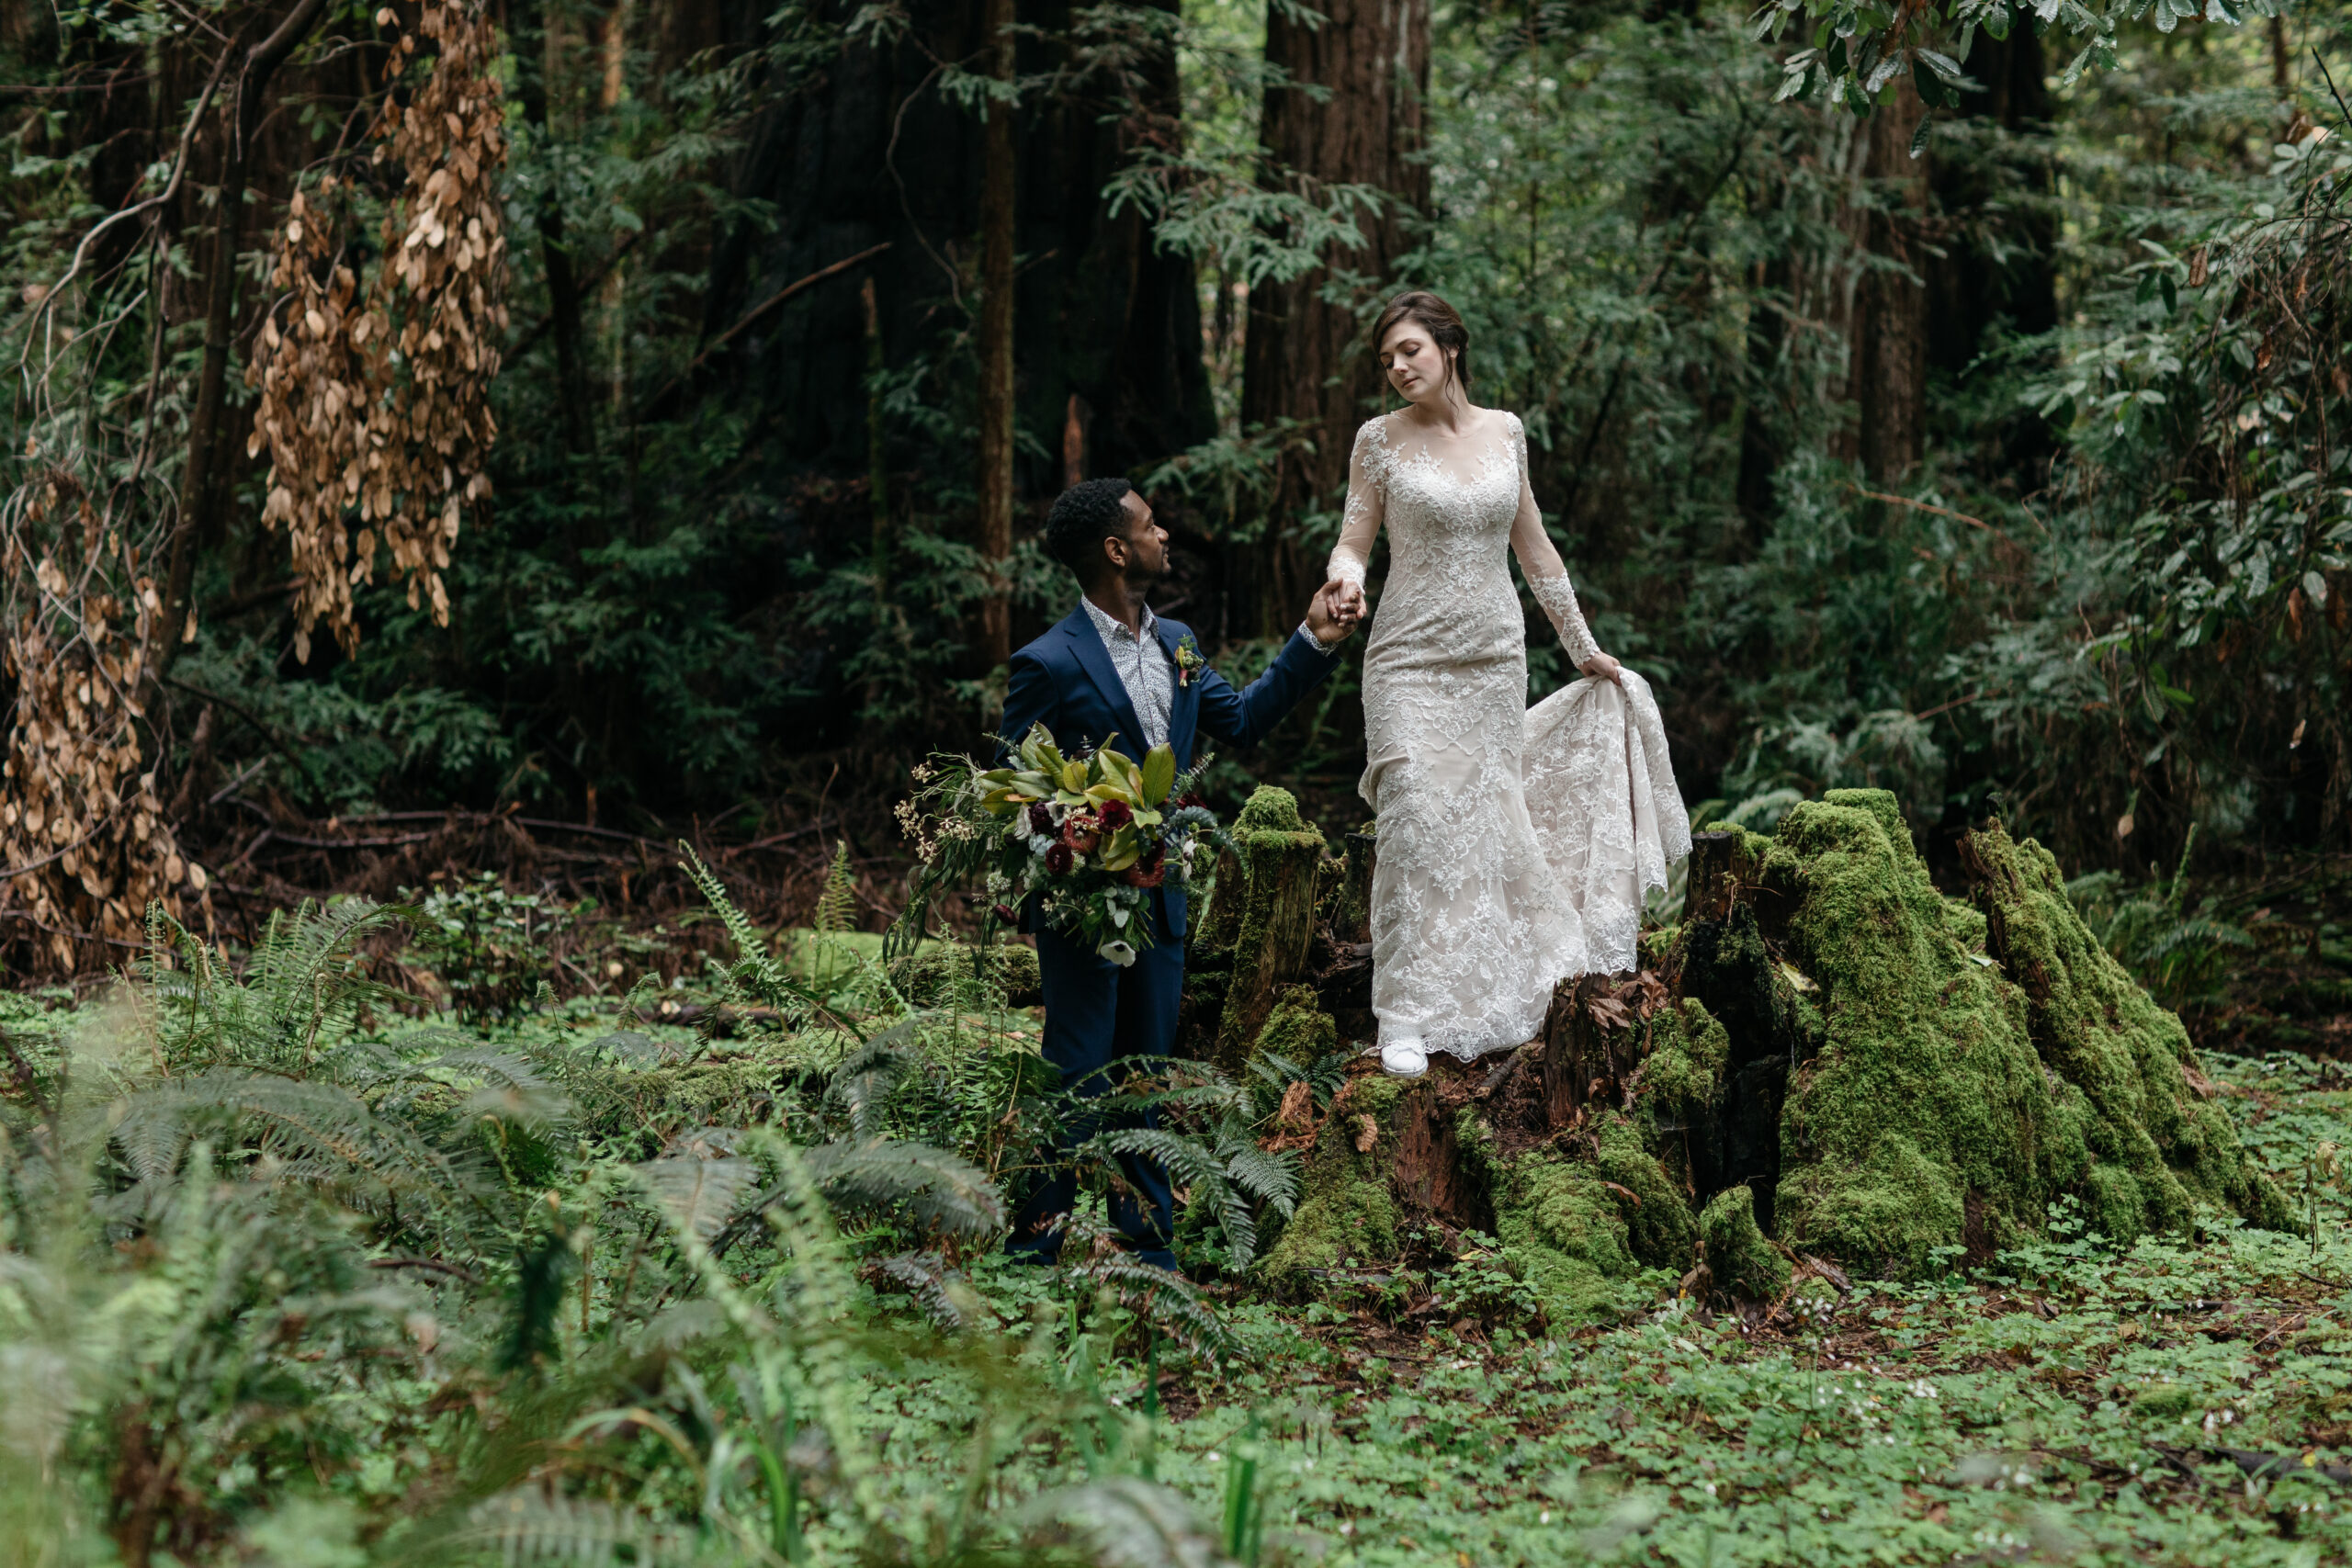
[5,0,2350,968]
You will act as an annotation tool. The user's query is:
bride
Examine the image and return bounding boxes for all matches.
[1325,290,1691,1079]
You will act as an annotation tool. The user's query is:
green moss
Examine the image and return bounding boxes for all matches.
[2133,1383,2197,1419]
[1701,1185,1791,1300]
[1489,1147,1636,1322]
[1763,792,2064,1276]
[1252,984,1337,1063]
[1641,998,1729,1120]
[1593,1113,1700,1269]
[1261,1076,1407,1281]
[1209,788,1329,1066]
[1966,820,2293,1235]
[1745,793,2286,1278]
[1235,786,1305,833]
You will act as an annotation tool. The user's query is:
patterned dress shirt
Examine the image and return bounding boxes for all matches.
[1079,598,1340,752]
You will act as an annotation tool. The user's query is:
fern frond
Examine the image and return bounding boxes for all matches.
[631,1155,760,1243]
[1025,1476,1227,1568]
[813,840,857,934]
[118,1071,462,1209]
[1095,1128,1230,1196]
[458,1489,696,1566]
[825,1018,919,1141]
[801,1139,1005,1238]
[1217,1145,1301,1221]
[1065,1251,1239,1362]
[679,844,828,1023]
[875,1249,971,1332]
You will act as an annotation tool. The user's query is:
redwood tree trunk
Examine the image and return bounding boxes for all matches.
[1837,81,1928,486]
[1238,0,1430,634]
[975,0,1017,671]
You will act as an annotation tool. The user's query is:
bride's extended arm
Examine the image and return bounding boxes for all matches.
[1326,420,1385,619]
[1505,418,1608,673]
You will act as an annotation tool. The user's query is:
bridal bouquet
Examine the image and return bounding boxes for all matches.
[891,725,1223,964]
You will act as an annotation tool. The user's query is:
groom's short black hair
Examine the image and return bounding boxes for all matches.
[1044,478,1135,582]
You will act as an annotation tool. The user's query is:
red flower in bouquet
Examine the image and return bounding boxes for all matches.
[1044,840,1075,875]
[1173,791,1205,812]
[1097,799,1134,831]
[1025,802,1055,835]
[992,902,1019,924]
[1119,841,1167,888]
[1061,813,1102,853]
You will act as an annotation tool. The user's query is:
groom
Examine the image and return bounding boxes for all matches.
[1001,478,1358,1272]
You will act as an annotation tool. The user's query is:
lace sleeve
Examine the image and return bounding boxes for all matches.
[1327,418,1385,588]
[1506,413,1602,668]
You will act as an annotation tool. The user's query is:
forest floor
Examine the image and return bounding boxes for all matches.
[9,823,2352,1565]
[14,964,2352,1565]
[1114,1045,2352,1566]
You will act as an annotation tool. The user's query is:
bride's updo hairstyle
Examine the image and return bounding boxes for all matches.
[1371,290,1472,402]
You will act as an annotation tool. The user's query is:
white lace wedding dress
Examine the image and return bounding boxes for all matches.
[1327,409,1690,1061]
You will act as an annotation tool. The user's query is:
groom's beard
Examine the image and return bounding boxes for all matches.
[1120,560,1170,602]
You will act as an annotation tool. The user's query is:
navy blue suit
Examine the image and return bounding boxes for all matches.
[1001,605,1339,1269]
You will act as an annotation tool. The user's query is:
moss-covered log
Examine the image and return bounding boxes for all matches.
[1184,787,1327,1074]
[1213,786,2290,1323]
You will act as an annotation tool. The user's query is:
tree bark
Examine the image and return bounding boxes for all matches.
[975,0,1017,672]
[1834,81,1929,486]
[153,0,330,680]
[1923,28,2057,471]
[517,1,593,455]
[1238,0,1430,634]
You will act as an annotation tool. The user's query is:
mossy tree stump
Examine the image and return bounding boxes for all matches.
[1185,786,1327,1075]
[1226,787,2290,1322]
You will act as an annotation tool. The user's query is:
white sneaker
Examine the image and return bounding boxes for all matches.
[1379,1039,1428,1079]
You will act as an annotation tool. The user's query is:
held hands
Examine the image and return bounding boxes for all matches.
[1579,651,1623,685]
[1306,580,1365,644]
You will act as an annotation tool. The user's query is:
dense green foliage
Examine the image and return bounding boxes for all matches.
[6,874,2352,1565]
[0,0,2343,881]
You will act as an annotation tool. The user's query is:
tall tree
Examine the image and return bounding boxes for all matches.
[153,0,332,676]
[1238,0,1430,632]
[977,0,1017,671]
[1831,80,1929,485]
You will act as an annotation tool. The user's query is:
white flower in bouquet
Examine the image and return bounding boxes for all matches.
[1098,940,1137,966]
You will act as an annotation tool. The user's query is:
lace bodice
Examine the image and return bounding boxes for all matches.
[1327,410,1601,675]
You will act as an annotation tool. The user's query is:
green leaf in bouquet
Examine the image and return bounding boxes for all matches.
[1059,760,1089,793]
[1139,744,1176,806]
[1101,827,1142,871]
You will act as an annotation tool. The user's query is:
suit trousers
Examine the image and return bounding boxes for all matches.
[1006,926,1183,1272]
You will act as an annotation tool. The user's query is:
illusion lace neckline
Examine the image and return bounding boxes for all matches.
[1371,409,1520,490]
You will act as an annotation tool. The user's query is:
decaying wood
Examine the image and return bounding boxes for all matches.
[1210,828,1325,1071]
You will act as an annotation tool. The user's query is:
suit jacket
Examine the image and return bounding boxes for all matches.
[1000,605,1340,941]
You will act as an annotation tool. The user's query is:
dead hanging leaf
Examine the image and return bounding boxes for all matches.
[247,0,507,660]
[2,476,212,976]
[2116,812,2135,841]
[2291,719,2308,750]
[1277,1079,1313,1130]
[1353,1114,1379,1153]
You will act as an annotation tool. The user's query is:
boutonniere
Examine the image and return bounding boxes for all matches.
[1172,633,1206,688]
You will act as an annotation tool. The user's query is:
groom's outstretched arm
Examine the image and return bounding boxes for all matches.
[1193,589,1353,750]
